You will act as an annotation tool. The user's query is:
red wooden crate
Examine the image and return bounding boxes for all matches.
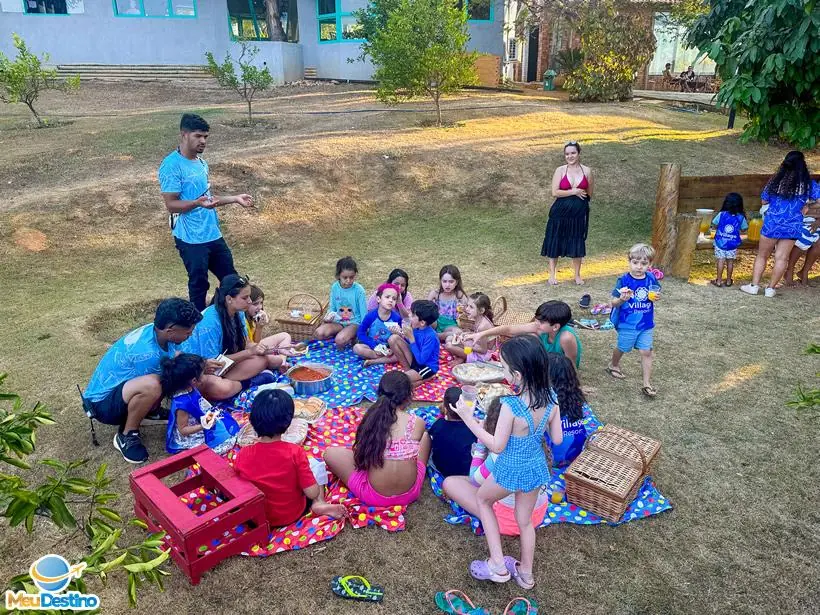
[129,445,269,585]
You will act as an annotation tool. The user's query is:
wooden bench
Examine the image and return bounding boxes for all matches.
[651,164,820,279]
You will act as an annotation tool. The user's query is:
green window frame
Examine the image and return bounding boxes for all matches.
[112,0,197,18]
[458,0,492,22]
[317,0,364,43]
[227,0,295,42]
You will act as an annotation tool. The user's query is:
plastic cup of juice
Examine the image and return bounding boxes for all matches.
[464,346,473,356]
[648,284,660,302]
[461,385,478,409]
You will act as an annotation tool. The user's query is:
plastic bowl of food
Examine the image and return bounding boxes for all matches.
[286,363,334,396]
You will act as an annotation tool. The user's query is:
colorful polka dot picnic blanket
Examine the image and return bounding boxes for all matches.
[173,406,411,558]
[223,340,383,410]
[386,347,460,402]
[412,405,672,534]
[222,340,459,411]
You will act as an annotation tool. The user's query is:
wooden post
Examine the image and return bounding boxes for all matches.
[652,163,681,271]
[668,214,701,279]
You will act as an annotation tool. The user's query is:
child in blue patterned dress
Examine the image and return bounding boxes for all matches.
[453,335,562,590]
[710,192,748,287]
[315,256,368,349]
[162,353,239,455]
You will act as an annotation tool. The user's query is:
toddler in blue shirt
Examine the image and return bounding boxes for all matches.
[607,243,660,398]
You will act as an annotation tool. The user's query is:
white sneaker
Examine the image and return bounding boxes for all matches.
[740,284,759,295]
[764,287,776,298]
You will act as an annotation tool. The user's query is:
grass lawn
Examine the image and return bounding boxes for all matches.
[0,81,818,614]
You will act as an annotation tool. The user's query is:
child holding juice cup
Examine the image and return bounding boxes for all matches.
[709,193,748,288]
[427,265,469,341]
[445,292,495,364]
[315,257,368,349]
[607,243,660,398]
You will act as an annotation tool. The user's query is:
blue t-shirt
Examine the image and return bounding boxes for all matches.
[611,272,659,331]
[358,308,401,349]
[158,150,221,245]
[761,180,820,240]
[548,407,589,467]
[410,326,440,373]
[329,281,368,326]
[84,324,178,402]
[712,211,748,250]
[181,305,248,359]
[166,388,239,454]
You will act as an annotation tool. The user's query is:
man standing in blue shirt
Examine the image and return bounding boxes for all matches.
[83,298,203,463]
[159,113,255,310]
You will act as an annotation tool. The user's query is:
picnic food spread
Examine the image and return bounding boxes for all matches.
[290,366,331,381]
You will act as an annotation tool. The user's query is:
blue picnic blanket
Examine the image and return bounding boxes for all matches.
[410,405,672,532]
[224,340,384,411]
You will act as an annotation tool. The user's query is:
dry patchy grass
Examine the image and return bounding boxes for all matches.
[0,83,818,615]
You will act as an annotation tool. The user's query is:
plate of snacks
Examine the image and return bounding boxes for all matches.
[293,397,326,423]
[452,361,505,384]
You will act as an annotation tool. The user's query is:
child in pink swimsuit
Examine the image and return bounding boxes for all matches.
[324,371,430,507]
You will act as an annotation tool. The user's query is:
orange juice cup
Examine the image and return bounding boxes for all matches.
[648,284,660,302]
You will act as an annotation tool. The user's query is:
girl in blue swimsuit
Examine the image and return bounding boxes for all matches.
[454,335,563,590]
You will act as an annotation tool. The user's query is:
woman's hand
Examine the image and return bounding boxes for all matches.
[454,397,473,420]
[574,188,588,198]
[204,359,224,375]
[255,309,270,325]
[249,342,269,356]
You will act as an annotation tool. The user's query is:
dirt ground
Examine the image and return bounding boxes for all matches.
[0,81,818,615]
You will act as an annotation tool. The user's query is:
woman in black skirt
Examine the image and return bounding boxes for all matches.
[541,141,594,285]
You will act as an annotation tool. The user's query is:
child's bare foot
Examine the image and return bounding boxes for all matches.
[311,502,347,519]
[575,277,585,286]
[363,359,379,367]
[547,277,559,286]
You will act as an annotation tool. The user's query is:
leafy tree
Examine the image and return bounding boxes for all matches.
[357,0,478,126]
[688,0,820,149]
[205,43,274,122]
[563,0,656,101]
[0,33,80,127]
[668,0,709,29]
[0,373,169,610]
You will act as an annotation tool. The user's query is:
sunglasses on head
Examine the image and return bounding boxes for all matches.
[565,140,579,147]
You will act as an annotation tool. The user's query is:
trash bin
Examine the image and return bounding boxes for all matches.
[543,70,557,91]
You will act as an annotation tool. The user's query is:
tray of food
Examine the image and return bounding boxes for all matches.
[452,361,506,384]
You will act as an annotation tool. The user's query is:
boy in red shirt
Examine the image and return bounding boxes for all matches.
[235,389,345,526]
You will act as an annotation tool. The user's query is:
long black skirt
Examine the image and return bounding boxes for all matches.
[541,196,590,259]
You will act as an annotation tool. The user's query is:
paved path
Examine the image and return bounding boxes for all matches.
[633,89,721,108]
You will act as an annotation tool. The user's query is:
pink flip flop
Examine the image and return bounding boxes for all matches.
[469,559,511,583]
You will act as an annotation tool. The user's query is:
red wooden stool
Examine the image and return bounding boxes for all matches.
[129,445,269,585]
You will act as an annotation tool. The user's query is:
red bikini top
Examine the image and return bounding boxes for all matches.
[559,172,588,191]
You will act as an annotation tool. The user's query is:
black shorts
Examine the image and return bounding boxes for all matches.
[85,381,128,428]
[410,360,437,381]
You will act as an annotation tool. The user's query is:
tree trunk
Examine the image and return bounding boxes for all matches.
[25,101,44,127]
[265,0,287,42]
[434,93,442,126]
[247,99,253,123]
[286,0,299,42]
[668,214,701,279]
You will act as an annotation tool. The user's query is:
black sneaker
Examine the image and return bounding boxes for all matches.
[143,405,170,425]
[113,431,148,464]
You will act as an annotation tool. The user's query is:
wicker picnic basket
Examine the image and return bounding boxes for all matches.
[564,425,661,523]
[273,293,326,342]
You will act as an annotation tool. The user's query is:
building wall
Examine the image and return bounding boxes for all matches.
[0,1,303,82]
[298,0,505,81]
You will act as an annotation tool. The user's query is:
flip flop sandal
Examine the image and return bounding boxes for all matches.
[606,365,626,380]
[709,279,723,287]
[641,386,658,398]
[579,294,591,309]
[331,575,384,602]
[601,320,615,331]
[598,305,612,315]
[503,557,536,590]
[590,303,604,315]
[725,279,733,287]
[434,590,491,614]
[503,597,539,614]
[469,559,511,583]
